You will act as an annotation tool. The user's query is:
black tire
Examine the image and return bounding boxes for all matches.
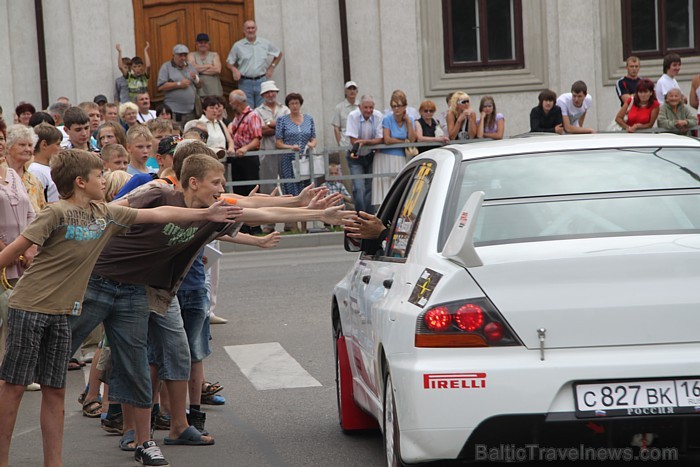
[383,372,406,467]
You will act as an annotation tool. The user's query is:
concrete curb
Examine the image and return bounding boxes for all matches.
[220,231,344,253]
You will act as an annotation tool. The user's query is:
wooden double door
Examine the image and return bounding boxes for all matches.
[133,0,254,103]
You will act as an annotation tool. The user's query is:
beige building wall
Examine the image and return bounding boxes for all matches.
[3,0,698,142]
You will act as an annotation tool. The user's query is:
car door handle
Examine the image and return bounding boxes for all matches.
[362,275,371,284]
[383,279,393,289]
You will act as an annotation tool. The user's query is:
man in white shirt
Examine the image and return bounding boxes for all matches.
[135,92,157,123]
[345,95,384,214]
[656,53,684,104]
[557,81,595,134]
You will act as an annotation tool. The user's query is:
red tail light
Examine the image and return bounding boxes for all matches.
[455,304,484,331]
[424,306,452,331]
[415,298,520,348]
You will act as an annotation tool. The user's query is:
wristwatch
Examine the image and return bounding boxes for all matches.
[177,81,181,87]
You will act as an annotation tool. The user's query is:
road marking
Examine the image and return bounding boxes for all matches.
[224,342,322,390]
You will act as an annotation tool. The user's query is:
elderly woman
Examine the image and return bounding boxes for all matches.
[372,90,416,207]
[275,92,317,197]
[197,96,233,153]
[415,99,448,154]
[118,102,140,132]
[657,88,698,134]
[446,91,477,140]
[6,124,46,213]
[15,102,36,126]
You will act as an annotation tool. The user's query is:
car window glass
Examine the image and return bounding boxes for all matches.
[449,148,700,245]
[385,161,435,258]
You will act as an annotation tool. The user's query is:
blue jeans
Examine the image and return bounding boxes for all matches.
[177,288,211,362]
[148,297,191,381]
[238,76,265,109]
[346,152,374,214]
[69,275,152,408]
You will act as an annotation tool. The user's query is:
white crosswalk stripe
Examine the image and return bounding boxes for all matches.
[224,342,322,390]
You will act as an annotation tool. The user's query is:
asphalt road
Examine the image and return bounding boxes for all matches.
[8,244,700,466]
[9,244,384,467]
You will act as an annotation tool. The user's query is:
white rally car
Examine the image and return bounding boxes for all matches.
[332,134,700,465]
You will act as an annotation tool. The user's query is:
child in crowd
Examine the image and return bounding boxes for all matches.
[28,123,63,203]
[530,89,564,134]
[115,55,132,105]
[126,126,157,175]
[0,149,240,467]
[146,118,175,170]
[105,170,132,202]
[556,81,595,134]
[103,103,121,123]
[322,163,352,206]
[61,106,100,151]
[97,121,127,149]
[476,96,505,140]
[117,42,151,103]
[101,143,129,172]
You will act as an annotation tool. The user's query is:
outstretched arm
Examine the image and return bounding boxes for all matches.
[133,200,241,224]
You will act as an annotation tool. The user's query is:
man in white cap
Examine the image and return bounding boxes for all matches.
[226,20,283,108]
[157,44,202,125]
[332,81,359,148]
[255,81,290,231]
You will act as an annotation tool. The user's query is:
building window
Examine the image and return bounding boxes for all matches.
[622,0,700,59]
[442,0,524,72]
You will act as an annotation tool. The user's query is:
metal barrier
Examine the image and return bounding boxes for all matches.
[222,139,471,192]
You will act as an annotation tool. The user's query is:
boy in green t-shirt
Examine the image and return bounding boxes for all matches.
[117,42,151,103]
[0,149,240,467]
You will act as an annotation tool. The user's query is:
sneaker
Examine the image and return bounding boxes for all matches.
[25,383,41,391]
[153,412,171,430]
[101,412,123,435]
[186,408,208,436]
[134,440,169,467]
[209,314,228,325]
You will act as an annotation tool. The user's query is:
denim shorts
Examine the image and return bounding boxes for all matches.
[0,308,71,388]
[148,297,191,380]
[69,275,152,408]
[177,288,211,362]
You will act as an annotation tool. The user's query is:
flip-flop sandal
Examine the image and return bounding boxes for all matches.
[164,425,215,446]
[82,399,103,418]
[119,429,136,451]
[68,358,84,371]
[201,381,224,397]
[201,394,225,405]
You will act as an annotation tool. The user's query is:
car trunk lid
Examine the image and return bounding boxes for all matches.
[468,235,700,349]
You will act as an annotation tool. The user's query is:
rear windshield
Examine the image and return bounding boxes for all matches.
[447,147,700,245]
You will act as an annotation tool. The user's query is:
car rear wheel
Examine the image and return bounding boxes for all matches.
[384,372,406,467]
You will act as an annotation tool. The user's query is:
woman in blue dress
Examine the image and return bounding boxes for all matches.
[275,92,317,196]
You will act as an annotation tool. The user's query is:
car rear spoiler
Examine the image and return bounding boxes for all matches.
[441,191,484,268]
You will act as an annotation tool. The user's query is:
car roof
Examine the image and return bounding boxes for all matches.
[448,134,700,161]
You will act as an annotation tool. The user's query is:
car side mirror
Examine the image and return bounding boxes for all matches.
[344,232,362,252]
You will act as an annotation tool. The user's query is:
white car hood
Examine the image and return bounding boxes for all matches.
[468,235,700,349]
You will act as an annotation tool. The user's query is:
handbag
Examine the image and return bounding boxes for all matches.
[404,139,419,158]
[294,148,326,178]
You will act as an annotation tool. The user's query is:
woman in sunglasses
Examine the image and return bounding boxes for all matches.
[447,91,477,140]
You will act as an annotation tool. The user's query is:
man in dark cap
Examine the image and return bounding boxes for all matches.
[188,33,223,98]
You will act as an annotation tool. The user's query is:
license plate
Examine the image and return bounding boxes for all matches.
[574,378,700,418]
